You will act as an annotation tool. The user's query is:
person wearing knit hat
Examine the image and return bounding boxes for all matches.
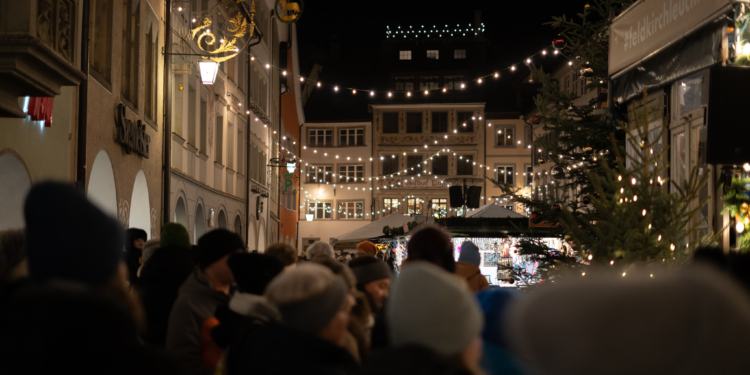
[125,228,147,283]
[504,264,750,375]
[387,261,484,371]
[455,241,489,292]
[348,255,391,310]
[226,263,358,375]
[406,225,456,273]
[306,241,335,260]
[357,241,378,256]
[160,222,191,250]
[166,229,243,375]
[24,181,124,286]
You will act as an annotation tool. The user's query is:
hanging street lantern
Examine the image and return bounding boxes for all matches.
[306,213,314,221]
[286,161,297,174]
[198,59,219,85]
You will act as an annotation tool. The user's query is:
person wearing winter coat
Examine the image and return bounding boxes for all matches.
[210,252,285,375]
[0,181,183,374]
[125,228,148,284]
[166,229,244,375]
[384,261,484,375]
[227,263,358,375]
[455,241,490,292]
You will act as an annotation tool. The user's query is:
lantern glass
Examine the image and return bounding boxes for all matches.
[306,214,314,221]
[198,59,219,85]
[286,161,296,174]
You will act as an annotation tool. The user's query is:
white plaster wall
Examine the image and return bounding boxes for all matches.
[87,150,119,218]
[129,170,152,238]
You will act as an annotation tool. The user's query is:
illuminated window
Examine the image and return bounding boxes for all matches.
[408,197,424,215]
[426,50,439,59]
[454,49,466,59]
[399,50,412,60]
[338,201,363,220]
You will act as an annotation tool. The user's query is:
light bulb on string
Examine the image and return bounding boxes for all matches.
[388,92,392,97]
[442,88,447,93]
[352,89,356,94]
[300,77,305,82]
[511,66,516,71]
[478,78,482,84]
[316,82,321,87]
[494,72,499,78]
[265,64,270,69]
[334,86,339,91]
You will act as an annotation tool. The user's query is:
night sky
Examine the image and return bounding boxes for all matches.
[295,0,587,62]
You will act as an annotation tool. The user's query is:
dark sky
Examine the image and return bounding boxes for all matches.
[295,0,586,59]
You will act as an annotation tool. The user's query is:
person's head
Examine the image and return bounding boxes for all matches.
[458,241,481,267]
[126,228,147,250]
[159,222,191,250]
[406,225,456,272]
[265,242,298,266]
[387,261,483,369]
[311,254,357,290]
[24,182,123,286]
[140,239,160,266]
[228,252,285,295]
[349,255,391,309]
[197,229,245,286]
[0,229,26,281]
[23,182,142,324]
[306,241,334,260]
[357,241,378,256]
[265,263,355,346]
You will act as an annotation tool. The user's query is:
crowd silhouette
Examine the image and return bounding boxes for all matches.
[2,181,750,374]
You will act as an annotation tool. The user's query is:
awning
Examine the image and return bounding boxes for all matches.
[332,214,427,244]
[466,203,526,218]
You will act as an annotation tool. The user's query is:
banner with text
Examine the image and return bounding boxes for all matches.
[609,0,730,76]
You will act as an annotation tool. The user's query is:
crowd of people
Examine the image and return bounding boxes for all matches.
[3,181,750,374]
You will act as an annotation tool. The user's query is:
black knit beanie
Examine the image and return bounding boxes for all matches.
[197,229,245,269]
[24,182,124,285]
[227,252,285,294]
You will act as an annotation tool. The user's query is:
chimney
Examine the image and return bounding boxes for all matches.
[474,10,482,38]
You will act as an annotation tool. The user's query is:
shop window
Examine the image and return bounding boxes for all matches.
[457,155,473,175]
[432,155,448,175]
[383,198,400,215]
[431,198,447,217]
[407,198,424,215]
[340,128,364,146]
[339,165,364,183]
[432,112,448,133]
[678,74,703,115]
[406,113,422,133]
[338,201,363,220]
[308,201,332,219]
[383,113,399,133]
[307,165,332,184]
[144,24,157,122]
[399,50,412,60]
[382,155,399,175]
[309,129,333,147]
[407,155,423,176]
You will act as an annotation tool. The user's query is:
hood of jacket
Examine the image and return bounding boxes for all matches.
[455,261,482,279]
[228,293,281,323]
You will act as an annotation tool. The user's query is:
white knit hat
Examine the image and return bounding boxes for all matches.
[387,261,483,356]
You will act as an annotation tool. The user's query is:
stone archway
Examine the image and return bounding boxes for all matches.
[87,150,118,218]
[195,202,206,244]
[129,170,151,239]
[175,195,188,229]
[0,152,31,230]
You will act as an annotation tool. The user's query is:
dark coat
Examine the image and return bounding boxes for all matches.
[135,246,196,347]
[0,280,184,375]
[359,345,472,375]
[226,323,358,375]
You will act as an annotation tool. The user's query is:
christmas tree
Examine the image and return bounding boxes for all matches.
[491,0,718,278]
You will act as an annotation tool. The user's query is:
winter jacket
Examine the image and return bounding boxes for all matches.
[226,322,358,375]
[135,246,196,347]
[455,261,490,292]
[211,293,281,349]
[166,269,230,375]
[0,279,185,375]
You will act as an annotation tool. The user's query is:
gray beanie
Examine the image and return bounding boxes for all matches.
[458,241,481,266]
[387,261,483,356]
